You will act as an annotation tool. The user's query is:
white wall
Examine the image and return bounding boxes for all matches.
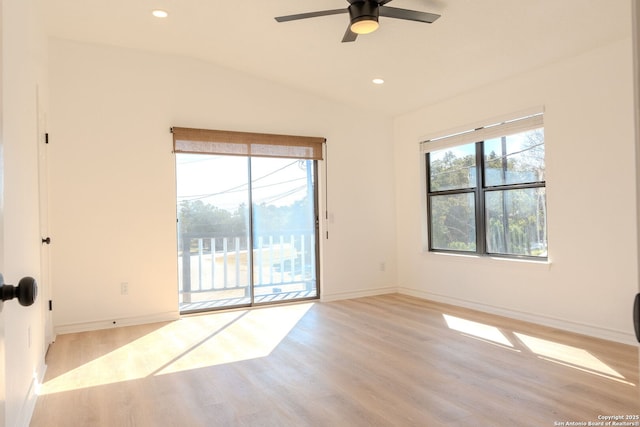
[394,37,638,344]
[2,0,48,425]
[47,39,397,332]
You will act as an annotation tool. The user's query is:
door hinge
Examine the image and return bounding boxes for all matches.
[48,300,53,311]
[45,133,49,144]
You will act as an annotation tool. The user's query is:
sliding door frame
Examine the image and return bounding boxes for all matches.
[247,157,321,309]
[176,153,321,314]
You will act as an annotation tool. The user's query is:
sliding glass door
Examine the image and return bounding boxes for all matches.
[176,154,319,312]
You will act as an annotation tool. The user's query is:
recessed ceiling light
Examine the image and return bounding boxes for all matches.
[152,9,168,18]
[372,78,385,85]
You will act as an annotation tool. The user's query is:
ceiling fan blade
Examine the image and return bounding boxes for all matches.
[341,26,358,43]
[379,6,440,23]
[275,9,346,22]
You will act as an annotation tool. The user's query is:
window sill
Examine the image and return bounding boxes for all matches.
[425,250,552,269]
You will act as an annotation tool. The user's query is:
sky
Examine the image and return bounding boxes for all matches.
[176,154,313,211]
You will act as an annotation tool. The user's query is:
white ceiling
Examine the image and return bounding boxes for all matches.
[44,0,631,117]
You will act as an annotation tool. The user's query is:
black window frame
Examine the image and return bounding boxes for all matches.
[426,133,547,260]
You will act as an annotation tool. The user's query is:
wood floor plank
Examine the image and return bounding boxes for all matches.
[31,294,639,426]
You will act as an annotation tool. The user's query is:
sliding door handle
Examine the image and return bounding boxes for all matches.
[0,273,37,307]
[634,293,640,343]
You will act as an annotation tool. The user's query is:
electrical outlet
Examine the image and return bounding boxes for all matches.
[379,262,386,272]
[120,282,129,295]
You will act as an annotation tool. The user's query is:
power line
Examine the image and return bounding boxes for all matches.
[256,185,306,205]
[177,160,299,201]
[430,142,544,179]
[178,177,306,201]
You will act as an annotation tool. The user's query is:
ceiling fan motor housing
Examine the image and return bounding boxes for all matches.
[349,0,380,27]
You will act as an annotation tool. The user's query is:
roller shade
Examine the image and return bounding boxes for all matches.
[420,113,543,153]
[172,127,326,160]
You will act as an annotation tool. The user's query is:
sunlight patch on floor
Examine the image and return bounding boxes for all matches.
[155,302,313,375]
[443,314,634,386]
[40,303,314,395]
[513,332,633,384]
[443,314,514,347]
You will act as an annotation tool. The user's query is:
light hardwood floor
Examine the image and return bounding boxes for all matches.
[31,294,639,426]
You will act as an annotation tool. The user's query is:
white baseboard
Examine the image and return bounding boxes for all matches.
[54,311,180,335]
[321,286,396,302]
[398,287,638,346]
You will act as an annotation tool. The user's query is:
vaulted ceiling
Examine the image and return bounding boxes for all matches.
[44,0,631,116]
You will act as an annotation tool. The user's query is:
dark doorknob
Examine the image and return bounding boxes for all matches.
[0,273,37,307]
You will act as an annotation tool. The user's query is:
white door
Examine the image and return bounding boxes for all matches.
[0,0,6,418]
[633,0,640,382]
[0,190,6,426]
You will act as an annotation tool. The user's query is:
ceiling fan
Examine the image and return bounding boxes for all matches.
[275,0,441,43]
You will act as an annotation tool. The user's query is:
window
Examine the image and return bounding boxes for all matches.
[424,114,547,258]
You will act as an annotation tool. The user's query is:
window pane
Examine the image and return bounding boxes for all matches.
[429,143,477,192]
[484,128,545,187]
[176,154,252,309]
[430,193,476,251]
[251,158,318,301]
[485,188,547,257]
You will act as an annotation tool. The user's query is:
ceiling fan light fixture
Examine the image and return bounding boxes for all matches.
[348,0,380,35]
[350,17,379,34]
